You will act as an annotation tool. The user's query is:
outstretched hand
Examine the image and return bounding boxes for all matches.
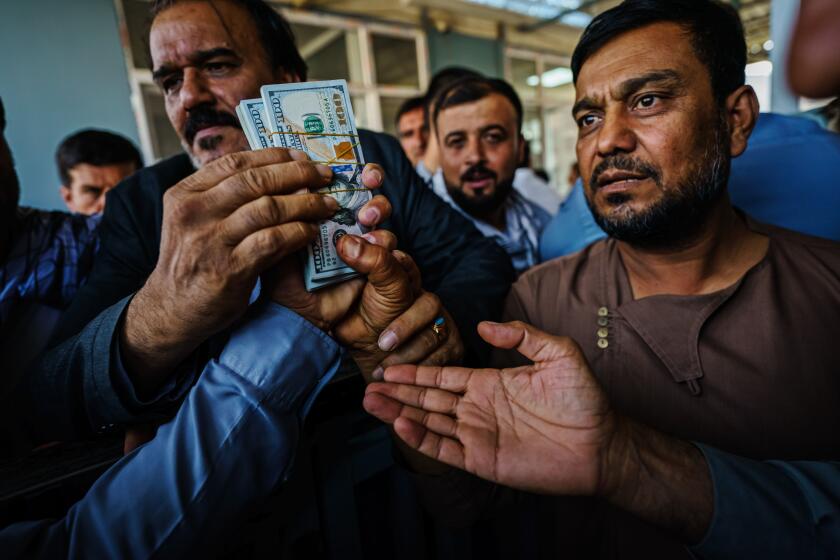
[363,321,619,496]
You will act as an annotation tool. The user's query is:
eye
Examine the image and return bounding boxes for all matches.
[161,76,182,95]
[636,94,659,109]
[484,132,505,144]
[204,61,235,76]
[577,113,600,129]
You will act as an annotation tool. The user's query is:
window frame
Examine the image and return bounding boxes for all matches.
[112,0,429,162]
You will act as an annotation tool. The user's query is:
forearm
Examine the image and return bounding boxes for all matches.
[1,302,342,558]
[691,446,840,559]
[120,278,212,399]
[602,418,714,543]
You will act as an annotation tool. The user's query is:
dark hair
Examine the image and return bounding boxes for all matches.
[424,66,483,123]
[433,76,523,131]
[395,96,426,127]
[0,97,5,132]
[56,130,143,185]
[571,0,746,102]
[151,0,308,80]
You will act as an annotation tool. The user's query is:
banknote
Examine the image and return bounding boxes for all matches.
[237,98,272,150]
[258,80,371,291]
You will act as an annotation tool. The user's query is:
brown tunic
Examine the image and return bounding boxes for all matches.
[413,218,840,558]
[498,218,840,460]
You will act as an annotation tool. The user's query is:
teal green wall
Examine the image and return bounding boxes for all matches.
[0,0,140,212]
[425,28,504,78]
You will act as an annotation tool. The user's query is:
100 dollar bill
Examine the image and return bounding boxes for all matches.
[237,80,371,291]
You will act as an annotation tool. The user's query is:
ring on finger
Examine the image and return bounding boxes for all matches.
[431,316,446,338]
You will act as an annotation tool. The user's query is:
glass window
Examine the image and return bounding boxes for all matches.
[350,94,369,130]
[372,35,419,88]
[522,106,543,163]
[140,84,182,159]
[123,0,153,70]
[289,22,362,83]
[510,57,538,104]
[540,64,575,107]
[379,96,411,136]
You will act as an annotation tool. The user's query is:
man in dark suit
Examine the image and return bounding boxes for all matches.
[23,0,513,442]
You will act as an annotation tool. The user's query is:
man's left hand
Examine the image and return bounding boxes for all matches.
[333,233,464,380]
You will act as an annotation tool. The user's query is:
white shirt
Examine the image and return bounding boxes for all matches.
[430,170,552,273]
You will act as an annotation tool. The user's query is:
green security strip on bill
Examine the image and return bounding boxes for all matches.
[236,80,371,291]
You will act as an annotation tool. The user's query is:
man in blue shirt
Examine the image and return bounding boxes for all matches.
[1,216,427,557]
[0,97,102,391]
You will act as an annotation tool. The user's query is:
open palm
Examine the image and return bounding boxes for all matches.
[363,321,618,495]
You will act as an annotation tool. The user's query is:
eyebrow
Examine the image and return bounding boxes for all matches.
[443,124,507,142]
[152,47,241,82]
[572,69,686,116]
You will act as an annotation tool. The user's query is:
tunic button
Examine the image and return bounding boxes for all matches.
[597,317,609,327]
[597,306,609,317]
[597,338,609,349]
[597,328,609,338]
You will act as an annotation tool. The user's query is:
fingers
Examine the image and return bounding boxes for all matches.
[231,222,319,272]
[337,235,408,290]
[392,250,422,294]
[477,320,583,363]
[219,193,338,245]
[392,417,466,471]
[361,163,385,189]
[363,388,458,436]
[363,381,460,415]
[180,148,301,190]
[210,158,333,211]
[376,327,442,372]
[376,291,442,352]
[360,229,398,251]
[358,194,392,228]
[380,363,473,393]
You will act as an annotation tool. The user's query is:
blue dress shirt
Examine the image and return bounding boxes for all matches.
[0,301,341,558]
[538,179,606,262]
[691,444,840,559]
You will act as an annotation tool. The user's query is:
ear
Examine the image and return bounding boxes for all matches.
[724,84,759,158]
[60,185,74,210]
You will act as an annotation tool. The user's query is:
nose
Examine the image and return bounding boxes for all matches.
[178,67,214,112]
[596,108,637,157]
[464,134,485,166]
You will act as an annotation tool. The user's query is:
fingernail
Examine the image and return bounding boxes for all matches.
[378,330,398,352]
[366,167,383,184]
[342,235,361,259]
[371,366,384,381]
[361,206,381,224]
[362,232,378,245]
[323,195,339,210]
[315,164,332,180]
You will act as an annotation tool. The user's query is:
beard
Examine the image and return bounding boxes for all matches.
[587,113,731,250]
[446,163,514,220]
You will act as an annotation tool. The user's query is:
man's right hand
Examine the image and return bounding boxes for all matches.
[122,148,338,397]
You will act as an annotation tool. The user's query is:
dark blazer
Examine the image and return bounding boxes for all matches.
[26,130,514,439]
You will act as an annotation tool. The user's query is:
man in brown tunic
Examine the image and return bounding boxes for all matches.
[364,0,840,557]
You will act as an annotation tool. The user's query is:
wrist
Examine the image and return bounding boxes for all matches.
[596,415,643,505]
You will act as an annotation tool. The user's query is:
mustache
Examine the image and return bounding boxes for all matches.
[460,163,497,184]
[183,105,241,145]
[591,155,661,189]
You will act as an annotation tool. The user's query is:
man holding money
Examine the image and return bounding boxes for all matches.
[25,0,512,444]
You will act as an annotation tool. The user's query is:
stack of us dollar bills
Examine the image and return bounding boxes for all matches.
[236,79,372,291]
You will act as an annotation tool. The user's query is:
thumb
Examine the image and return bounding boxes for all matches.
[477,321,581,363]
[337,235,408,294]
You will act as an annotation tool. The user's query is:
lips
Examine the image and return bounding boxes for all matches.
[193,125,230,143]
[463,175,494,190]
